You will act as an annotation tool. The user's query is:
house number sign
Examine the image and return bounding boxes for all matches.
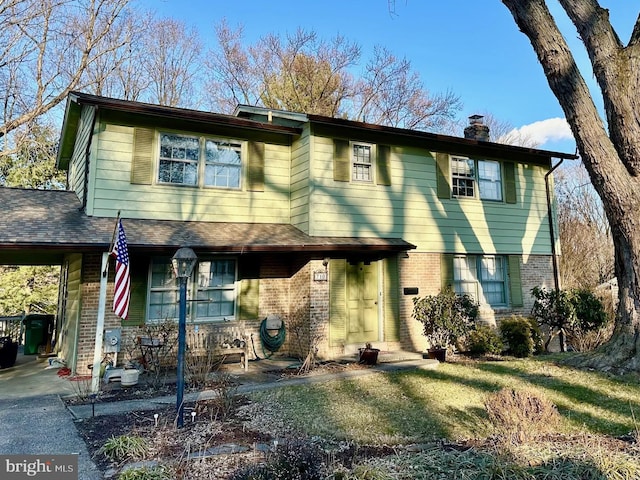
[313,270,328,282]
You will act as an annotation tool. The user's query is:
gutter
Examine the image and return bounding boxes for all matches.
[545,158,564,291]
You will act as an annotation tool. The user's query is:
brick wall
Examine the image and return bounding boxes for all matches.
[396,252,555,351]
[69,252,555,373]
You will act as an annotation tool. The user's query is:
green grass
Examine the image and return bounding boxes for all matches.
[249,355,640,445]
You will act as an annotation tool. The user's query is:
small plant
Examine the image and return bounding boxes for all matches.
[412,288,478,350]
[195,372,239,421]
[499,316,538,358]
[186,349,222,389]
[118,466,170,480]
[467,325,503,355]
[230,440,325,480]
[485,387,560,444]
[97,435,149,462]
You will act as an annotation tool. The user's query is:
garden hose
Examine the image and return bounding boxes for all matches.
[259,317,286,358]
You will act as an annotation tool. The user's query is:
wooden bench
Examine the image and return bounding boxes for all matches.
[187,324,249,371]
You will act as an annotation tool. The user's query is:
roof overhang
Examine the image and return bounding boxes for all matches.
[0,187,415,265]
[57,92,303,170]
[307,114,578,166]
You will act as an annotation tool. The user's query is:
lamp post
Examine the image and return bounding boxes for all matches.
[171,246,198,428]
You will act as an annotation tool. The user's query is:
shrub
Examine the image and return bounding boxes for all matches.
[531,286,609,352]
[485,387,560,444]
[230,440,325,480]
[499,316,536,358]
[467,325,503,355]
[412,288,478,349]
[98,435,149,462]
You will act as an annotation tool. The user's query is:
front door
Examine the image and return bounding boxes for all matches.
[346,261,379,344]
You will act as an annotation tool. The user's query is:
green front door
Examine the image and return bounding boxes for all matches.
[346,261,379,344]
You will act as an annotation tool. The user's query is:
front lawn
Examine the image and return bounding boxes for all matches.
[79,355,640,479]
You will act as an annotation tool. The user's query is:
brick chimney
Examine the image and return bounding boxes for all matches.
[464,114,490,141]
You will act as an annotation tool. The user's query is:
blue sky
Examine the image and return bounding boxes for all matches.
[138,1,637,154]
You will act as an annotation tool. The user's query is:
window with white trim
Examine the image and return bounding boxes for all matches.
[351,142,373,182]
[147,257,238,323]
[158,133,243,189]
[453,255,508,306]
[451,157,503,200]
[204,140,241,188]
[159,133,199,185]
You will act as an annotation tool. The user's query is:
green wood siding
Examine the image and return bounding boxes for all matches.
[329,259,347,347]
[308,136,555,256]
[376,144,392,186]
[60,254,82,373]
[89,120,292,223]
[68,105,96,205]
[383,256,400,342]
[508,255,524,307]
[291,127,311,232]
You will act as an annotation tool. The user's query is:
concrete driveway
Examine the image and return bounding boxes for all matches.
[0,349,103,479]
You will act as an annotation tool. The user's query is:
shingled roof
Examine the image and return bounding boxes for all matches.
[0,187,414,263]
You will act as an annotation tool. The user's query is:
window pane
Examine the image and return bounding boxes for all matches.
[451,158,475,197]
[478,160,502,200]
[158,133,199,185]
[204,140,241,188]
[352,144,372,182]
[194,258,237,320]
[479,256,506,305]
[453,256,478,300]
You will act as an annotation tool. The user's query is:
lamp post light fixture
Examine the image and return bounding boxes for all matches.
[171,246,198,428]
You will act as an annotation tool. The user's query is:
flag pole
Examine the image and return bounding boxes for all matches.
[91,212,122,393]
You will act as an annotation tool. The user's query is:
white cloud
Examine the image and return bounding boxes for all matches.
[505,117,574,148]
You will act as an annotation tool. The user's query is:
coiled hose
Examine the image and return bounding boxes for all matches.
[258,317,286,359]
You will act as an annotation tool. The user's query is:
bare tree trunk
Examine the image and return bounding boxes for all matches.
[502,0,640,372]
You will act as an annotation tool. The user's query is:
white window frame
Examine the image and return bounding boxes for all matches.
[204,138,242,189]
[147,256,238,323]
[351,141,374,183]
[451,157,503,201]
[453,255,508,307]
[158,133,200,186]
[157,132,244,190]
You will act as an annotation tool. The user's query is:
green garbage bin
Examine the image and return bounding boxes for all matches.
[23,314,53,355]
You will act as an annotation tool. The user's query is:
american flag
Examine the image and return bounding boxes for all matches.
[111,219,130,319]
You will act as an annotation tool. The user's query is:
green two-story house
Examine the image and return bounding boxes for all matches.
[0,92,576,374]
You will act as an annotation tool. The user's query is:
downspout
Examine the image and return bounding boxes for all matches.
[545,158,563,291]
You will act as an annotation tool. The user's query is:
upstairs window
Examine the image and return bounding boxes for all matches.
[204,140,242,188]
[157,132,244,189]
[451,157,503,201]
[352,142,373,182]
[451,158,475,197]
[159,133,199,185]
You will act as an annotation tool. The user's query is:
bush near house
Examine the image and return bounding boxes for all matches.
[467,324,503,355]
[531,286,609,352]
[499,316,542,358]
[412,288,478,351]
